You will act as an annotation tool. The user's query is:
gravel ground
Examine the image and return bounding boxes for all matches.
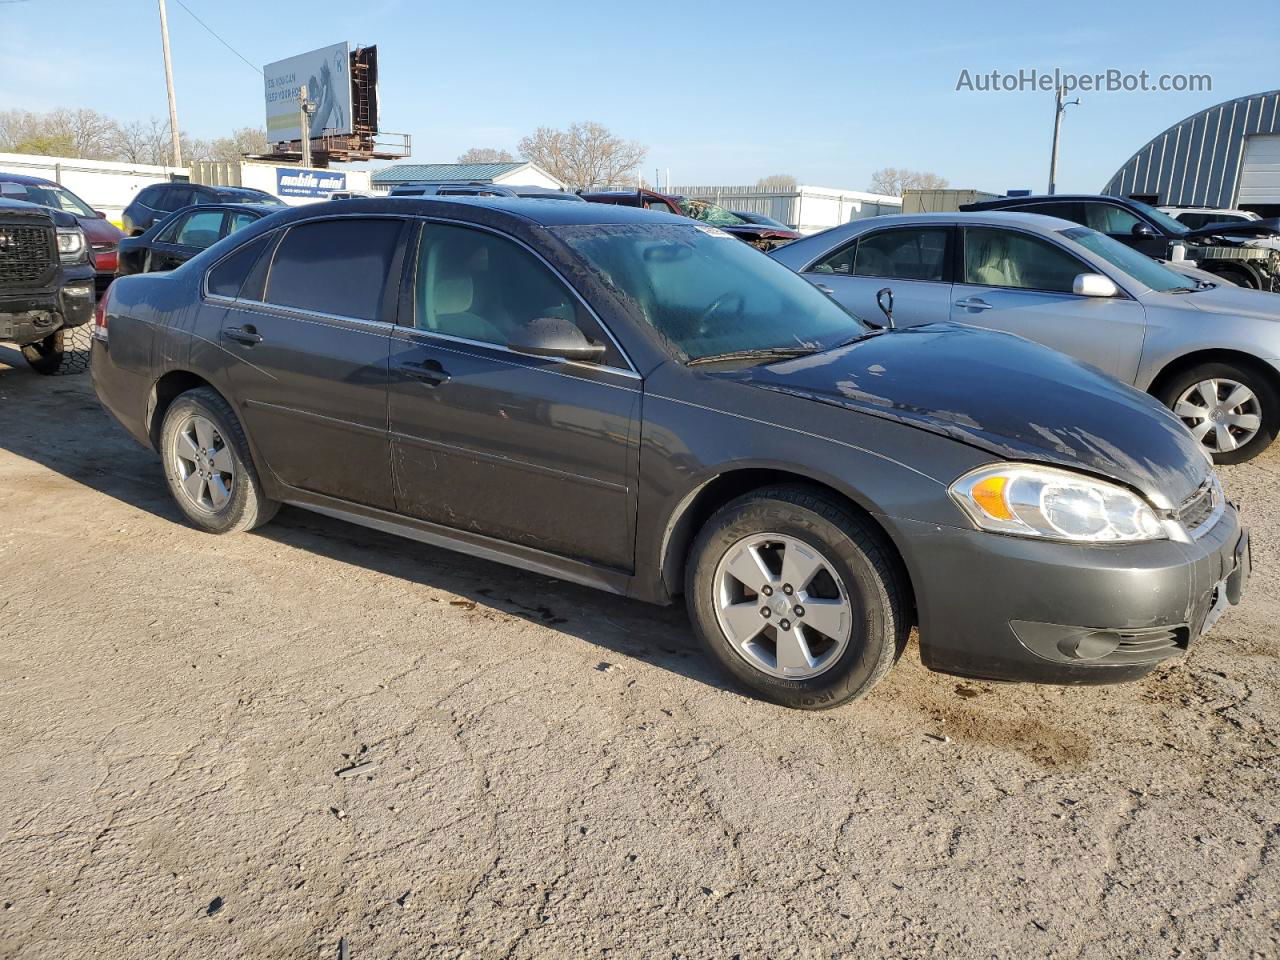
[1,349,1277,959]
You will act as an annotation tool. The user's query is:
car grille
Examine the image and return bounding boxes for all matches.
[1177,479,1218,535]
[0,223,56,287]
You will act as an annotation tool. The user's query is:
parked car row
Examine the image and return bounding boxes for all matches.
[90,196,1251,710]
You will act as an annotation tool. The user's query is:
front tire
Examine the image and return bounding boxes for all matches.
[159,387,279,534]
[21,331,64,375]
[686,485,910,710]
[1158,362,1279,464]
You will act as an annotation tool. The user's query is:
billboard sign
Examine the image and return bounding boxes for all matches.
[264,43,352,142]
[276,167,347,199]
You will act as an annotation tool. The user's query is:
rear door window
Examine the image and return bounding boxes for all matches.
[264,218,403,321]
[174,209,226,248]
[852,228,948,281]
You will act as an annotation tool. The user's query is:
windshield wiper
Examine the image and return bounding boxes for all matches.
[687,346,820,366]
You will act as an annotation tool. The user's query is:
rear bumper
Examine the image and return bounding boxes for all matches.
[892,504,1248,685]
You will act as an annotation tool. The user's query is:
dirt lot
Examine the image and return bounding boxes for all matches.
[0,345,1277,960]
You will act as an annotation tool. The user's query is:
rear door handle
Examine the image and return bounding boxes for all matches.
[395,359,450,387]
[954,297,993,311]
[223,325,262,346]
[812,282,835,295]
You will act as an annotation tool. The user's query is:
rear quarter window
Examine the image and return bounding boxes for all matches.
[207,234,272,299]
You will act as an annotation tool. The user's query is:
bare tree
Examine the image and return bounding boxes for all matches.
[756,174,797,190]
[207,127,269,163]
[457,147,515,163]
[112,119,170,164]
[517,122,646,190]
[867,167,949,196]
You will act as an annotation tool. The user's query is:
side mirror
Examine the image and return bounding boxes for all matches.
[1073,273,1119,298]
[875,287,896,329]
[93,209,107,219]
[1130,221,1157,238]
[507,316,606,363]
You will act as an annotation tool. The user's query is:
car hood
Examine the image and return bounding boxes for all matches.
[79,216,124,243]
[1183,217,1280,240]
[1168,283,1280,320]
[730,323,1209,505]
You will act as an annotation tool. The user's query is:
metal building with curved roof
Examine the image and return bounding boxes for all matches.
[1102,90,1280,212]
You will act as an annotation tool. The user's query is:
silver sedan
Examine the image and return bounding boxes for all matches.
[772,212,1280,463]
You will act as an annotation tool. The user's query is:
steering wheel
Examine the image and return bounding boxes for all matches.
[694,291,746,339]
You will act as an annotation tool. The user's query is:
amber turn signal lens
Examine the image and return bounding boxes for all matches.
[971,475,1013,520]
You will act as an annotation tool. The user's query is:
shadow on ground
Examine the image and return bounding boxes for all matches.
[0,356,732,697]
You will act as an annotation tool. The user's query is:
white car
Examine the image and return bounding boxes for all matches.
[1158,206,1261,230]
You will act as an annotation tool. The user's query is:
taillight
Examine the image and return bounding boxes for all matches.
[93,281,113,342]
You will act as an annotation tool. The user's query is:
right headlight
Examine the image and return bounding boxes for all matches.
[949,463,1166,543]
[56,226,85,263]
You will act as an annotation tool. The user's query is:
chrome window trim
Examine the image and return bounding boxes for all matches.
[407,214,640,376]
[391,324,641,385]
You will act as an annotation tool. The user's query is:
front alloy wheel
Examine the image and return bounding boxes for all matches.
[713,533,851,680]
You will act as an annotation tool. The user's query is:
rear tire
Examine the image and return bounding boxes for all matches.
[21,330,64,375]
[686,485,910,710]
[1157,361,1279,464]
[159,387,279,534]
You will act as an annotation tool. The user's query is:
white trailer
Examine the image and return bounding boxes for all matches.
[0,152,185,228]
[666,184,902,235]
[191,161,372,206]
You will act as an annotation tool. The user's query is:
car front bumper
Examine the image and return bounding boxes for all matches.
[891,503,1248,685]
[0,276,96,346]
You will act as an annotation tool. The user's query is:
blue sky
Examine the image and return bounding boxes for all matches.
[3,0,1277,193]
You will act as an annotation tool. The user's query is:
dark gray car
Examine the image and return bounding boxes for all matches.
[91,198,1249,709]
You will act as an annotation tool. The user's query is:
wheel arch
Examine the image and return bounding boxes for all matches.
[657,466,917,616]
[146,369,219,449]
[1146,348,1280,403]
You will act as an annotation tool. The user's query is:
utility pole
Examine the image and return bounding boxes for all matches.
[298,84,315,168]
[1048,83,1079,195]
[157,0,182,167]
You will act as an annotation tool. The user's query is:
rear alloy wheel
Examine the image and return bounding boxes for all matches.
[20,330,64,375]
[1160,362,1279,464]
[160,387,279,534]
[687,485,910,709]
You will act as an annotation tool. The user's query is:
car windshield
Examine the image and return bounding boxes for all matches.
[0,181,96,217]
[1063,227,1195,292]
[676,198,747,227]
[554,223,868,361]
[1126,198,1189,236]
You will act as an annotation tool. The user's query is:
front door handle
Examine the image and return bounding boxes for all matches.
[223,325,262,346]
[954,297,993,311]
[395,359,450,387]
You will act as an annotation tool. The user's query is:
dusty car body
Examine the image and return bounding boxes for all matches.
[91,197,1247,709]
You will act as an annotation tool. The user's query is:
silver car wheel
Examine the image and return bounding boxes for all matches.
[712,532,852,681]
[1174,378,1262,453]
[171,414,235,512]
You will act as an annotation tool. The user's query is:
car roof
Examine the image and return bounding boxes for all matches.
[181,202,279,213]
[0,172,57,186]
[281,195,688,227]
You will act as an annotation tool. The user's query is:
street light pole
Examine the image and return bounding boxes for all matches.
[157,0,182,167]
[1048,83,1080,195]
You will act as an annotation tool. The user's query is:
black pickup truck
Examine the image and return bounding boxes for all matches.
[1,198,96,374]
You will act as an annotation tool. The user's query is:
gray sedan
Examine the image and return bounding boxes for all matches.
[772,212,1280,463]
